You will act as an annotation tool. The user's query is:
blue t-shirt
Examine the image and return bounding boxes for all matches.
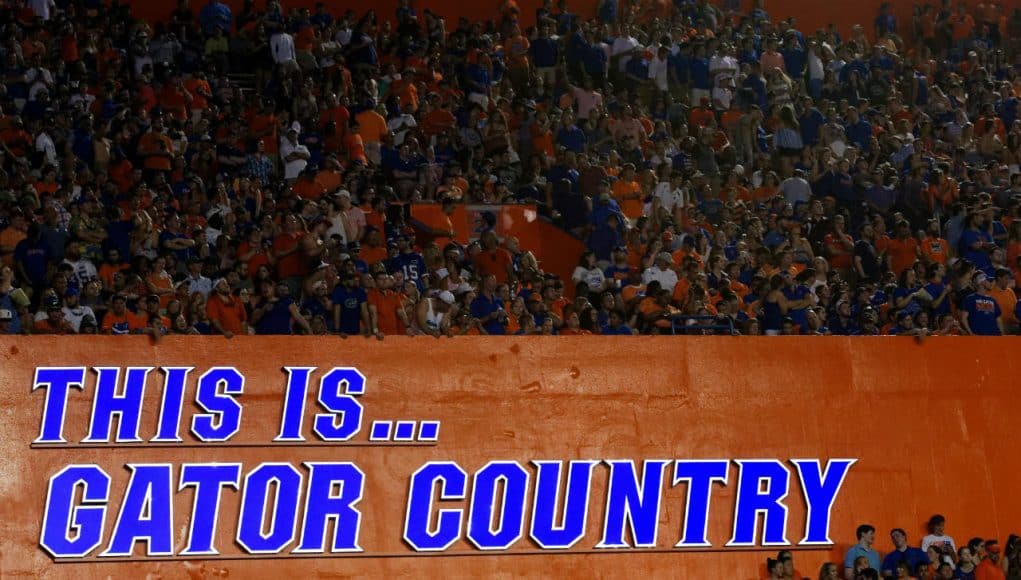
[963,293,1001,335]
[844,545,882,572]
[960,229,993,273]
[331,286,367,335]
[556,125,587,153]
[470,293,506,335]
[783,285,811,330]
[530,38,559,68]
[881,547,929,576]
[690,57,711,90]
[254,297,295,335]
[389,252,426,287]
[601,324,633,335]
[799,108,826,145]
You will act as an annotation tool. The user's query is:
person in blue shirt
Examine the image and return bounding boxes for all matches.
[331,273,369,336]
[600,309,633,335]
[388,235,426,289]
[881,528,930,577]
[199,0,232,37]
[689,44,711,102]
[252,281,311,335]
[555,112,587,154]
[780,34,805,80]
[797,97,826,146]
[844,108,873,152]
[960,212,995,274]
[470,274,507,335]
[961,272,1003,335]
[844,524,882,576]
[597,0,617,24]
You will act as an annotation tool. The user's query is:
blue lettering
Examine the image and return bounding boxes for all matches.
[726,459,791,546]
[275,367,314,442]
[791,459,856,545]
[101,464,174,556]
[84,367,153,443]
[596,460,669,548]
[295,462,365,553]
[529,460,597,549]
[236,463,302,554]
[39,465,110,558]
[673,460,729,547]
[466,462,529,550]
[152,367,193,442]
[179,464,242,555]
[33,367,87,444]
[190,367,244,442]
[312,368,364,441]
[403,462,466,551]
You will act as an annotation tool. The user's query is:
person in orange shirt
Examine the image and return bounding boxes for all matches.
[158,76,193,122]
[612,164,644,218]
[138,116,174,173]
[101,294,146,335]
[989,268,1019,332]
[184,71,213,123]
[354,106,389,165]
[558,308,591,335]
[421,94,457,137]
[292,167,327,200]
[205,278,248,337]
[359,227,389,267]
[530,110,555,159]
[505,25,530,89]
[688,96,716,129]
[921,220,950,266]
[885,220,920,275]
[367,271,406,336]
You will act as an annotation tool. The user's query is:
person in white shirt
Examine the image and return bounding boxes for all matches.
[61,289,95,333]
[29,0,56,21]
[25,56,54,101]
[271,29,299,73]
[388,103,418,146]
[35,124,58,169]
[648,45,670,93]
[62,244,98,290]
[280,123,310,181]
[611,27,639,74]
[920,515,957,566]
[709,44,738,85]
[642,252,679,293]
[185,257,213,297]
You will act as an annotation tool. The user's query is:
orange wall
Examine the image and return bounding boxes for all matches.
[2,336,1020,578]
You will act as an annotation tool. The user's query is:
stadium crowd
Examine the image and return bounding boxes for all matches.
[775,516,1018,580]
[1,0,1021,336]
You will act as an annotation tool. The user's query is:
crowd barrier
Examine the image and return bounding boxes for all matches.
[1,336,1019,578]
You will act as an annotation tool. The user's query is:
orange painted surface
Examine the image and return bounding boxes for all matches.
[1,336,1019,579]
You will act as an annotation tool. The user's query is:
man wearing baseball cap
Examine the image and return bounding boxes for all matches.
[961,271,1004,336]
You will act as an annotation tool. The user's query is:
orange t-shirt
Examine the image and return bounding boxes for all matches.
[922,237,950,265]
[368,288,402,335]
[886,237,919,275]
[990,287,1018,325]
[205,295,247,335]
[473,248,513,284]
[355,110,388,144]
[273,232,306,279]
[139,132,173,171]
[293,178,327,201]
